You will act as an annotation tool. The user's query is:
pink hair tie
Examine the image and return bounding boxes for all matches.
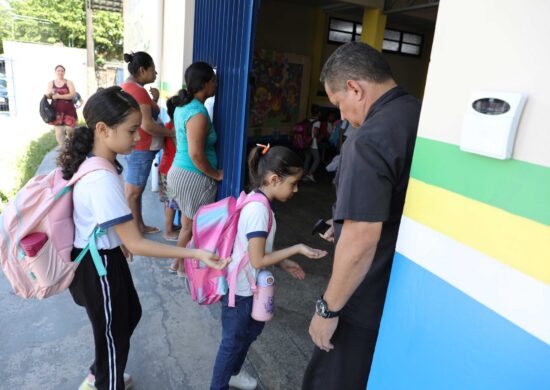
[256,143,271,155]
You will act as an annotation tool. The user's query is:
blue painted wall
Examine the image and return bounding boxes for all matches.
[193,0,260,198]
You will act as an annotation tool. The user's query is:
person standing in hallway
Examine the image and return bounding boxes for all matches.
[302,42,421,390]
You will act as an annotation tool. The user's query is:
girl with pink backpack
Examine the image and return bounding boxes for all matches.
[57,87,228,390]
[210,145,327,390]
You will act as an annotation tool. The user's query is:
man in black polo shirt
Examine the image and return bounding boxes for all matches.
[302,42,421,390]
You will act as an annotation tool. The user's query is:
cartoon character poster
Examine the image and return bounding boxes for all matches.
[249,49,307,137]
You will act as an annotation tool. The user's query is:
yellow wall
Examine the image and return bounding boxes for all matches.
[321,8,432,100]
[360,7,386,50]
[255,0,316,57]
[308,9,329,108]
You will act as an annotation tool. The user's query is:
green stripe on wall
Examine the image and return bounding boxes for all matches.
[410,137,550,227]
[160,81,172,93]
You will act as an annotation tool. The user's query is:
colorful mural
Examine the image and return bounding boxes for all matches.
[249,49,305,137]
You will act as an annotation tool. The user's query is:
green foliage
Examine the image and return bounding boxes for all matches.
[15,129,57,193]
[0,129,57,213]
[0,7,12,51]
[0,190,8,204]
[0,0,123,65]
[93,9,123,62]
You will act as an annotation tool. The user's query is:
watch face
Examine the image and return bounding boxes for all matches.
[316,298,328,317]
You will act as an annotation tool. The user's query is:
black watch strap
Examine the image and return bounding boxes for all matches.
[316,296,340,318]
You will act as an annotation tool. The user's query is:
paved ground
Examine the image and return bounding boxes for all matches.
[0,150,336,390]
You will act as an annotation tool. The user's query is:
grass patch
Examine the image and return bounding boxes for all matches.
[0,130,57,211]
[15,130,57,192]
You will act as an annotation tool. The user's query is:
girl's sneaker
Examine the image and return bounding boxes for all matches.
[79,372,133,389]
[228,370,257,390]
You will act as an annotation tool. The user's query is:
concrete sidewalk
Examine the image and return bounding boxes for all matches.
[0,150,335,390]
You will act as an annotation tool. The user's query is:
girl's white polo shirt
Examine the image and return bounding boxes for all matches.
[228,194,276,297]
[73,169,133,250]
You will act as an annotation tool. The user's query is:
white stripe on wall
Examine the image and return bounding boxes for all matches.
[396,216,550,345]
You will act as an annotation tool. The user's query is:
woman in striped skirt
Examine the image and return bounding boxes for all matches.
[167,62,223,272]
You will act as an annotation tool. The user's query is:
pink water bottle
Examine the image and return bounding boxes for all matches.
[252,270,275,321]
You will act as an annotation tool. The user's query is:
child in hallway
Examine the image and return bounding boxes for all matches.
[210,144,327,390]
[57,86,228,390]
[303,105,322,182]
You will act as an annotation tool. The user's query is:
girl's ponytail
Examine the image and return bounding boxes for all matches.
[57,126,94,180]
[247,146,265,188]
[247,145,303,189]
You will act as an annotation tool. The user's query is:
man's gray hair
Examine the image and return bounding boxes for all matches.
[320,42,393,92]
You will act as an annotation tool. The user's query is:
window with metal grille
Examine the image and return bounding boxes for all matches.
[382,29,423,56]
[327,17,362,44]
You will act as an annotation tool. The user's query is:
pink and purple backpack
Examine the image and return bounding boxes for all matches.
[183,191,272,307]
[0,157,117,299]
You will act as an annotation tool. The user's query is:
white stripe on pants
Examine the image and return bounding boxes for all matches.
[99,255,117,390]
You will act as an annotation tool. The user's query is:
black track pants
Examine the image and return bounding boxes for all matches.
[70,247,142,390]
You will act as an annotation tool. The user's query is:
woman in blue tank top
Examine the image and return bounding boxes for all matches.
[167,62,223,273]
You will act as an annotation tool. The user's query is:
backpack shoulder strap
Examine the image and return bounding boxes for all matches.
[53,157,118,201]
[67,156,118,186]
[237,192,273,232]
[68,157,117,277]
[227,192,273,307]
[73,227,108,277]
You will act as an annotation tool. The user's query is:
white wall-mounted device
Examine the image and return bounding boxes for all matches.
[460,91,527,160]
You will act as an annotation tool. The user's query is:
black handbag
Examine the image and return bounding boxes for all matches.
[39,95,56,123]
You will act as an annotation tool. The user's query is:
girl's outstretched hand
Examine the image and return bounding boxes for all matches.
[280,259,306,280]
[196,250,231,269]
[298,244,328,259]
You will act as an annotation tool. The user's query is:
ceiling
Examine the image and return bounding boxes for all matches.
[276,0,438,30]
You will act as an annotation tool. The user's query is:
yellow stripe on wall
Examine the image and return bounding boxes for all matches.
[360,7,387,51]
[404,179,550,285]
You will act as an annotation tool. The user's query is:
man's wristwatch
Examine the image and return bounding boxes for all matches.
[315,296,340,318]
